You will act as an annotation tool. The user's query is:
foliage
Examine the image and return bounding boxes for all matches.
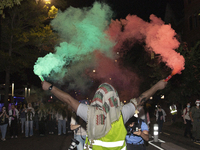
[0,0,23,16]
[0,0,59,106]
[119,39,200,106]
[164,41,200,105]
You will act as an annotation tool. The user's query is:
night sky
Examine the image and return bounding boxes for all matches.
[66,0,184,21]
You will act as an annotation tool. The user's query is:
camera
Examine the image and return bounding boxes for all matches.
[127,118,140,135]
[68,138,80,150]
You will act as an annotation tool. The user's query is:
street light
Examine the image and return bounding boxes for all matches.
[12,83,14,97]
[44,0,51,4]
[25,87,27,97]
[28,88,30,97]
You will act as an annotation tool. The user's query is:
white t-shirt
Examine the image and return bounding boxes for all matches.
[183,108,191,120]
[71,116,87,136]
[76,102,136,124]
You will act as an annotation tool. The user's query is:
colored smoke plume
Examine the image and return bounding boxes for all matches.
[107,14,185,75]
[33,2,185,99]
[34,2,114,79]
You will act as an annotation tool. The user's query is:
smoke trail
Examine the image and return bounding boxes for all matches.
[107,14,185,75]
[34,2,115,79]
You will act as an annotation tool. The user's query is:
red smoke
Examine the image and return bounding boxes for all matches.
[90,14,185,100]
[89,51,140,100]
[107,14,185,75]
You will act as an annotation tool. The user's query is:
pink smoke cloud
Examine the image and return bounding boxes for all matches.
[107,14,185,75]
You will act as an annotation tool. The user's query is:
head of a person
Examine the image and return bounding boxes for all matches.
[23,104,26,108]
[2,106,6,112]
[128,116,138,127]
[187,102,190,108]
[157,105,161,109]
[195,99,200,107]
[28,103,32,108]
[91,83,120,107]
[11,104,15,109]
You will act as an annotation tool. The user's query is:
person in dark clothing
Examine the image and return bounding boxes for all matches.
[19,104,26,133]
[126,116,149,150]
[47,107,56,134]
[0,106,9,141]
[38,103,47,136]
[9,104,19,138]
[156,105,166,134]
[182,102,193,139]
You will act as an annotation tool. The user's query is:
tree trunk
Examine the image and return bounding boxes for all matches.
[4,67,10,109]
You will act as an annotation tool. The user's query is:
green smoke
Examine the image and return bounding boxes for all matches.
[34,2,115,78]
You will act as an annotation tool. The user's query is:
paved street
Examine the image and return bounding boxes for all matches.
[0,129,74,150]
[1,119,200,150]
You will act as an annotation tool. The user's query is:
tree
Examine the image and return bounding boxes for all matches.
[161,41,200,106]
[0,0,23,17]
[0,0,58,107]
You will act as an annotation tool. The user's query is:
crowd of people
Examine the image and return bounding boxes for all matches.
[0,102,69,141]
[1,78,200,150]
[183,99,200,143]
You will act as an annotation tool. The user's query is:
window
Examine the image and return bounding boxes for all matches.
[189,16,193,30]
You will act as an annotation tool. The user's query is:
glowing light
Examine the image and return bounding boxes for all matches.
[44,0,51,4]
[93,70,96,73]
[115,60,117,62]
[12,83,14,96]
[109,78,111,80]
[161,95,164,99]
[25,87,27,97]
[150,97,153,99]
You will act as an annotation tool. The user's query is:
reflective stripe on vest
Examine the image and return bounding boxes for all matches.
[93,140,125,147]
[170,106,177,114]
[84,114,127,150]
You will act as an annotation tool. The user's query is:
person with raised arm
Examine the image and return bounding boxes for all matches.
[42,79,167,150]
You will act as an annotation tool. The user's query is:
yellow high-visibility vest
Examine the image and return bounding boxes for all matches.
[170,105,177,115]
[84,115,127,150]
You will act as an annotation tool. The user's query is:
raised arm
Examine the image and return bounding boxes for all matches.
[136,79,167,107]
[42,81,80,112]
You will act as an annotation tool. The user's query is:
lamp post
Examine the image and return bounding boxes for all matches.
[28,88,30,97]
[11,83,14,97]
[25,87,27,97]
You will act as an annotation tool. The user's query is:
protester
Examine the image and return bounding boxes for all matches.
[70,100,88,150]
[0,106,9,141]
[125,116,149,150]
[19,104,26,133]
[156,104,166,134]
[190,99,200,142]
[170,103,177,123]
[41,79,167,149]
[56,104,67,135]
[182,102,193,140]
[47,106,56,134]
[33,103,39,131]
[38,103,47,136]
[9,104,19,138]
[25,103,35,137]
